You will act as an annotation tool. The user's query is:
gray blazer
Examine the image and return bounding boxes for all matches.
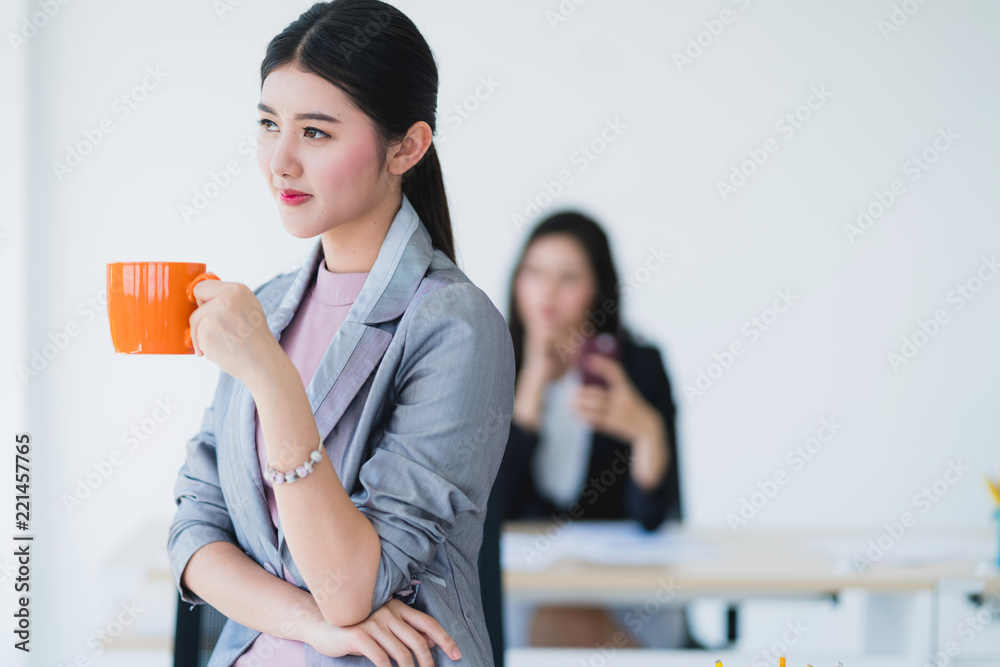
[167,193,515,666]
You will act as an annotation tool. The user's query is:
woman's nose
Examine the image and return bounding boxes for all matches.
[537,279,561,302]
[269,134,301,178]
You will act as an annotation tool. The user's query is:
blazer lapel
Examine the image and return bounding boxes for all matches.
[227,193,436,572]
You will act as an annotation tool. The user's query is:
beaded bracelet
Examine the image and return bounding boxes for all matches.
[266,438,324,485]
[394,578,422,605]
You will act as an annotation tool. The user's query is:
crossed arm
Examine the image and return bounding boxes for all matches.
[246,344,381,627]
[170,282,516,637]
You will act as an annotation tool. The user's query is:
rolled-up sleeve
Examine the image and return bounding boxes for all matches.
[350,282,516,615]
[167,375,239,607]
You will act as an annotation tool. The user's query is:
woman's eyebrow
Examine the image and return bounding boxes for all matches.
[257,102,341,123]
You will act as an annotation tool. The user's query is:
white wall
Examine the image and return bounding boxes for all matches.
[1,1,29,664]
[9,0,1000,661]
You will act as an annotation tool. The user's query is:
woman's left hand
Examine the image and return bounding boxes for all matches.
[572,353,670,490]
[571,354,655,442]
[189,279,278,388]
[302,598,462,665]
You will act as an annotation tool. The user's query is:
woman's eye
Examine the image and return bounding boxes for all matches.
[304,127,329,140]
[257,120,328,140]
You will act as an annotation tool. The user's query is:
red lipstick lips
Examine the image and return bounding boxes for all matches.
[278,188,312,206]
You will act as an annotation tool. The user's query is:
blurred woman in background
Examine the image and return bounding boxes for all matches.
[496,210,692,648]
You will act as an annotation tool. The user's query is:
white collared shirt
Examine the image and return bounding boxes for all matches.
[530,365,593,508]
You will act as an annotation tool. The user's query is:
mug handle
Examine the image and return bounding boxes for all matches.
[187,271,220,303]
[184,272,221,350]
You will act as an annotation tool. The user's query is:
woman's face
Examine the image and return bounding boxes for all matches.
[514,234,598,339]
[256,64,391,238]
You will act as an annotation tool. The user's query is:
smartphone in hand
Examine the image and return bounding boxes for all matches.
[578,332,620,387]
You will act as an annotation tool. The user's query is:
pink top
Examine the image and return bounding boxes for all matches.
[233,257,369,666]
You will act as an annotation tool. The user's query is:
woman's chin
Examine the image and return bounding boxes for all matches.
[278,217,323,239]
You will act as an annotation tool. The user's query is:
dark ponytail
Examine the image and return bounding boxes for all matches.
[401,142,454,263]
[260,0,455,264]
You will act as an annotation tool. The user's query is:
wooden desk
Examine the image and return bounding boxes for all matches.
[501,520,1000,659]
[506,648,921,667]
[502,521,999,599]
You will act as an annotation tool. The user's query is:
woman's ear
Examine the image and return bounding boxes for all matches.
[386,121,433,176]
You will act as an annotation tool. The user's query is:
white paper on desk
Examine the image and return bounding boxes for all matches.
[804,535,994,566]
[501,521,719,571]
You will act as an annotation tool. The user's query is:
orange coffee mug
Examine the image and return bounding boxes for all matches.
[107,261,221,354]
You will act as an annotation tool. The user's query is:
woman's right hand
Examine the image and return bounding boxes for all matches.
[523,326,568,383]
[513,327,566,431]
[301,598,462,666]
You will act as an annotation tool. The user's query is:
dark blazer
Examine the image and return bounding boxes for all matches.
[498,329,682,531]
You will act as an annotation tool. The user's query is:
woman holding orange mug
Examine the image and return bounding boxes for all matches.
[166,2,514,665]
[106,263,220,354]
